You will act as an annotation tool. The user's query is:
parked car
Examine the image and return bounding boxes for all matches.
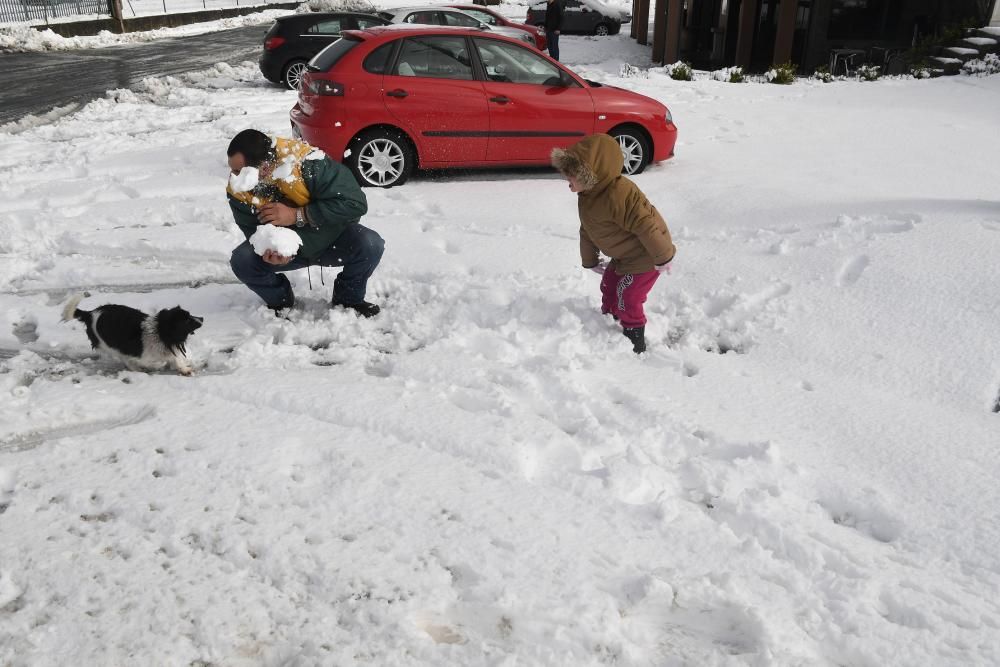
[259,12,390,89]
[525,0,629,36]
[376,6,539,48]
[446,4,547,51]
[290,26,677,187]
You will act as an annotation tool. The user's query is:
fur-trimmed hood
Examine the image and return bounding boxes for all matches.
[551,134,624,194]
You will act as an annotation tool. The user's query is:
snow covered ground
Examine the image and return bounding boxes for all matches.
[1,21,1000,666]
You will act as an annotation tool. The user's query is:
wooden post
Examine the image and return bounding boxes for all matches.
[651,0,667,60]
[635,0,650,45]
[664,0,682,64]
[772,0,798,66]
[734,0,759,68]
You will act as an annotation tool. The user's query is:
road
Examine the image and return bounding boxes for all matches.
[0,24,269,125]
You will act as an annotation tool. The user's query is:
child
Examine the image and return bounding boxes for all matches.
[551,134,675,353]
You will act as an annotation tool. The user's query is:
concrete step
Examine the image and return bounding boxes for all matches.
[960,36,999,55]
[943,46,980,62]
[929,56,963,74]
[974,27,1000,42]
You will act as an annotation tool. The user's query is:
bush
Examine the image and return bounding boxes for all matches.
[812,65,833,83]
[766,62,796,84]
[857,64,881,81]
[710,66,745,83]
[619,63,647,78]
[665,61,693,81]
[962,53,1000,76]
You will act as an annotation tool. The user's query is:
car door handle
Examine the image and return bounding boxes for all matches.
[489,96,510,104]
[386,89,408,98]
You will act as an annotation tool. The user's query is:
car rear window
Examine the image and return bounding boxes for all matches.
[309,35,361,72]
[363,41,396,74]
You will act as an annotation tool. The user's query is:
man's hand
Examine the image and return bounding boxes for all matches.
[262,249,293,266]
[257,202,296,227]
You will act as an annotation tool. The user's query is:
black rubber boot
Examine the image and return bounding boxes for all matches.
[622,326,646,354]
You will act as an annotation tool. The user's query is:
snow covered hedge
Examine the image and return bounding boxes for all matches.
[961,53,1000,76]
[295,0,376,13]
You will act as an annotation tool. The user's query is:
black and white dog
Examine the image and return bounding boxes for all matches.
[62,294,203,376]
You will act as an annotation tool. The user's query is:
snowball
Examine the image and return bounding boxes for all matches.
[249,225,302,257]
[229,166,259,193]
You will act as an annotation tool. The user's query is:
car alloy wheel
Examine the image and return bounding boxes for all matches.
[349,130,415,187]
[594,23,610,36]
[283,60,309,90]
[611,129,650,175]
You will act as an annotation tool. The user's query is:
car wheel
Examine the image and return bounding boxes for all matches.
[594,22,610,36]
[282,60,309,90]
[348,129,415,188]
[610,128,651,175]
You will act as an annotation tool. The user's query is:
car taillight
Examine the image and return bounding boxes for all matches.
[264,36,286,50]
[307,80,345,96]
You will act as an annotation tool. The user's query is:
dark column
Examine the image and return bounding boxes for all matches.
[734,0,759,67]
[772,0,798,65]
[635,0,651,45]
[652,0,667,59]
[664,0,683,63]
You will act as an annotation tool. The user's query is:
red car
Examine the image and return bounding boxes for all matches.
[290,25,677,188]
[446,4,547,51]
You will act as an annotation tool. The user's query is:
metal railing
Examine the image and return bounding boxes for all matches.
[1,0,108,24]
[1,0,285,24]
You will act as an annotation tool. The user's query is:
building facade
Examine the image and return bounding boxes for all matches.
[630,0,998,71]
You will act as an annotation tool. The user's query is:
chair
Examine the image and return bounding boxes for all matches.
[829,48,865,76]
[398,62,415,76]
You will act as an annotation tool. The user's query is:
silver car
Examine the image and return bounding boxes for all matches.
[376,6,540,48]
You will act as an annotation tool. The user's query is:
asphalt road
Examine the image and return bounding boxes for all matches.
[0,24,270,125]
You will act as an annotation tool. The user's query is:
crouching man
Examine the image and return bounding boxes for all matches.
[226,129,384,317]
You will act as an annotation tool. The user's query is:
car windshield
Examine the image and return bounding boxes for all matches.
[309,35,361,72]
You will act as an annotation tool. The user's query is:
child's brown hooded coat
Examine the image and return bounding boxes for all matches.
[552,134,675,274]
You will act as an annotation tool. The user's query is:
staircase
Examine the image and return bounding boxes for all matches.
[930,26,1000,76]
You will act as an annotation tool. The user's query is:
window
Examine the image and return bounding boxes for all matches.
[309,19,343,34]
[395,36,474,80]
[311,36,360,72]
[828,0,890,40]
[356,17,385,29]
[458,8,497,25]
[363,41,396,74]
[474,37,570,86]
[404,11,438,24]
[441,11,481,27]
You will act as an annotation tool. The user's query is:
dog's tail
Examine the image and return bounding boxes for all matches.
[61,293,88,323]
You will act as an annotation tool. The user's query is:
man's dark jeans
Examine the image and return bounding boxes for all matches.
[230,223,384,308]
[546,30,560,61]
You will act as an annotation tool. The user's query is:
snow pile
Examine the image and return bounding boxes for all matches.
[229,166,260,193]
[295,0,376,13]
[249,224,303,256]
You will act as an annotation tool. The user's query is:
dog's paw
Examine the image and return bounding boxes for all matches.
[178,368,194,377]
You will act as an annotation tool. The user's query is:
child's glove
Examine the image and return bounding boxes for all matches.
[655,260,672,275]
[586,261,607,275]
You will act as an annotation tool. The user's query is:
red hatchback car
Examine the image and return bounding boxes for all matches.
[290,25,677,188]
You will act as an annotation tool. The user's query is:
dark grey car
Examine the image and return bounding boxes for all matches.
[525,0,629,36]
[259,12,390,89]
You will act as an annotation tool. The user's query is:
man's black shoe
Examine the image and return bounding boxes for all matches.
[332,300,380,318]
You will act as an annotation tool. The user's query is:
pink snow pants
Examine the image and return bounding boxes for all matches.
[600,268,660,328]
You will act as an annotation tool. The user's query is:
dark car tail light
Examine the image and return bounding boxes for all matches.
[264,36,286,51]
[307,80,345,96]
